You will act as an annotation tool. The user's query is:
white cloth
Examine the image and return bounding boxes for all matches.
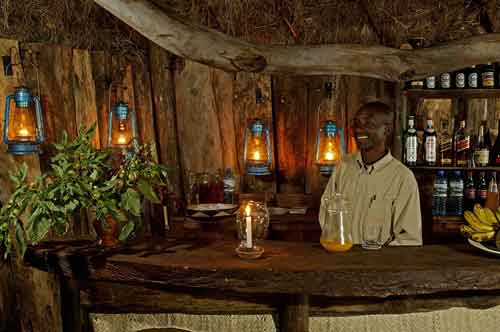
[319,152,422,245]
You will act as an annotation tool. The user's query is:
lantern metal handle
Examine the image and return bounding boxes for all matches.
[33,96,44,144]
[3,94,13,145]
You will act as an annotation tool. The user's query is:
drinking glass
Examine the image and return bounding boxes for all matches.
[362,218,384,250]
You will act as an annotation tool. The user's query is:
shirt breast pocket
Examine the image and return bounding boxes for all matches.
[365,197,394,244]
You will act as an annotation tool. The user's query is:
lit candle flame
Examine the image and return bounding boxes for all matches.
[325,151,335,161]
[18,128,30,137]
[245,205,251,216]
[253,151,261,160]
[117,135,127,145]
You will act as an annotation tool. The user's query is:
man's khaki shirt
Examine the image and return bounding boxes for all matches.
[319,152,423,246]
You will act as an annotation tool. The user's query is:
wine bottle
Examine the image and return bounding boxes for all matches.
[491,119,500,166]
[475,125,490,167]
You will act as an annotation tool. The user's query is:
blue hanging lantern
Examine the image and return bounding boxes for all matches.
[3,86,44,155]
[315,120,344,175]
[107,101,138,148]
[243,119,272,176]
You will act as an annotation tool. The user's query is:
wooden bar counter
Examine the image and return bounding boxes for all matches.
[25,239,500,332]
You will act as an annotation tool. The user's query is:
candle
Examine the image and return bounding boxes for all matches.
[245,205,253,248]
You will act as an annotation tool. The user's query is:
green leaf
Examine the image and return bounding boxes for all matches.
[30,217,51,243]
[118,220,135,241]
[137,179,160,204]
[121,189,141,216]
[16,222,27,258]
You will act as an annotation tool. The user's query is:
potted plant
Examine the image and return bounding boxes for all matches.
[0,124,169,258]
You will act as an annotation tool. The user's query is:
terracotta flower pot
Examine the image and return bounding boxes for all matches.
[93,215,120,247]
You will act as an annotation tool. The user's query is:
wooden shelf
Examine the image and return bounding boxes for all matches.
[410,166,500,172]
[404,89,500,98]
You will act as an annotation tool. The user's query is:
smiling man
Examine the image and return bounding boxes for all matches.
[319,101,422,246]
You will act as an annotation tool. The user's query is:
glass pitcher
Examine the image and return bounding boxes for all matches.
[320,193,353,252]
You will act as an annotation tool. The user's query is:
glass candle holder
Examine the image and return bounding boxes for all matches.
[235,200,269,259]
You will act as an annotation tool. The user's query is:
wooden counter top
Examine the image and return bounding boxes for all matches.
[26,239,500,298]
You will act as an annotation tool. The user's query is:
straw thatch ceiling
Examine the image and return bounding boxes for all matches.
[0,0,497,53]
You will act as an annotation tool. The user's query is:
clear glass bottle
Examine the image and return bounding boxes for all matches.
[486,172,499,211]
[320,193,353,252]
[424,119,437,166]
[404,116,418,166]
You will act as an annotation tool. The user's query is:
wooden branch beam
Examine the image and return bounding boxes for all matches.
[95,0,500,81]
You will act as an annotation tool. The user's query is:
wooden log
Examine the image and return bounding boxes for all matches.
[80,281,278,314]
[233,72,276,193]
[95,0,500,81]
[148,43,183,205]
[273,75,308,193]
[279,294,309,332]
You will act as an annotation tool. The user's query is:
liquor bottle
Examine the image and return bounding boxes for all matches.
[481,101,492,149]
[491,119,500,165]
[453,120,470,167]
[482,62,495,88]
[439,120,453,166]
[477,172,488,206]
[424,119,437,166]
[454,69,466,88]
[404,116,418,166]
[440,72,451,89]
[425,76,436,89]
[467,65,479,88]
[464,171,476,212]
[486,172,499,211]
[475,125,490,167]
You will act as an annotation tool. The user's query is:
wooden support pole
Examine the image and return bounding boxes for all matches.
[279,294,309,332]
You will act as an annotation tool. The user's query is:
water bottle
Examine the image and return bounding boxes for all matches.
[432,170,448,216]
[223,168,236,204]
[447,171,464,216]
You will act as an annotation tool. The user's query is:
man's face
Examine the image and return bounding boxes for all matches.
[352,109,388,151]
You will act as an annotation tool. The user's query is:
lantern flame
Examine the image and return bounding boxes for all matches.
[245,205,251,216]
[253,151,261,160]
[18,128,30,137]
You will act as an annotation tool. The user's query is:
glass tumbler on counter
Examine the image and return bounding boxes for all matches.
[320,193,353,252]
[235,200,270,259]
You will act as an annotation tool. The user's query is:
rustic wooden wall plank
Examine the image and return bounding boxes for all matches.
[22,44,77,173]
[73,49,100,148]
[0,39,62,332]
[91,51,113,149]
[273,75,308,193]
[234,72,276,194]
[148,44,183,204]
[174,59,224,184]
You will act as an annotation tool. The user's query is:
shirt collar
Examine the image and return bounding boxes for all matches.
[355,151,393,174]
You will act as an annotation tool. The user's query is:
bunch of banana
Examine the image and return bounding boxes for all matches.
[461,204,499,242]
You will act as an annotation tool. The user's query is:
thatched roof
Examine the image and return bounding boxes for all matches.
[0,0,496,54]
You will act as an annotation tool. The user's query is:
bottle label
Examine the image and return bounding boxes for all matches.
[441,73,451,88]
[479,189,488,199]
[456,138,470,152]
[426,77,435,89]
[468,73,478,88]
[495,155,500,164]
[411,80,424,88]
[456,73,465,88]
[482,71,494,87]
[434,183,447,196]
[425,136,437,162]
[406,137,417,162]
[465,188,476,199]
[476,149,490,165]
